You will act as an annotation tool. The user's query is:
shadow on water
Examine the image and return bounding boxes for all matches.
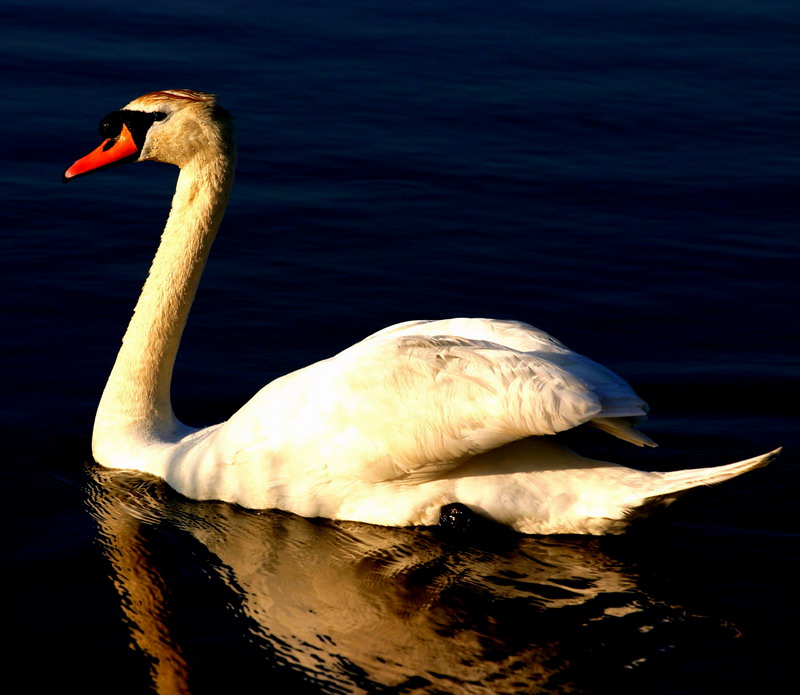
[79,457,772,695]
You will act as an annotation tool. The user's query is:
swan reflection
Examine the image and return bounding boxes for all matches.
[85,463,708,694]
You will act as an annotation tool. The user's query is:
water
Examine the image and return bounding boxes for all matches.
[4,1,798,693]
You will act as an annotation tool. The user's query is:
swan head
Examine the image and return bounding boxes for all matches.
[63,89,234,181]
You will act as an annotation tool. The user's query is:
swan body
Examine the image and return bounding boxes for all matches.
[65,89,777,534]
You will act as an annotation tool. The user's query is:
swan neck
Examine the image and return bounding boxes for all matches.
[94,154,234,442]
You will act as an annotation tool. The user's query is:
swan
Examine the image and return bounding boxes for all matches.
[64,89,778,535]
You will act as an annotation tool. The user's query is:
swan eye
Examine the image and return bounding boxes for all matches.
[98,110,167,142]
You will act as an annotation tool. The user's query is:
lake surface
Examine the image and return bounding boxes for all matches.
[4,1,798,693]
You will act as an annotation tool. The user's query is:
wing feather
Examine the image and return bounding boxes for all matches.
[209,319,648,486]
[316,333,603,482]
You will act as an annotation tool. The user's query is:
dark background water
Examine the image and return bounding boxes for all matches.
[3,1,798,693]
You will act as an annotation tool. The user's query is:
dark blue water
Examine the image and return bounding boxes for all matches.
[4,1,798,693]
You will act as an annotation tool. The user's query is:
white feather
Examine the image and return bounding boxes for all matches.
[67,90,777,535]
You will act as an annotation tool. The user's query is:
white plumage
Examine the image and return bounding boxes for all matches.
[65,89,777,534]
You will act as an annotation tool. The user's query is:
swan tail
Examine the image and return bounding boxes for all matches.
[591,417,657,448]
[628,447,780,517]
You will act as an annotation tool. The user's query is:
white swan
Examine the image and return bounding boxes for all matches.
[64,89,778,534]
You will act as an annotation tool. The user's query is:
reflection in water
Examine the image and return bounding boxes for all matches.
[87,470,192,694]
[84,463,738,694]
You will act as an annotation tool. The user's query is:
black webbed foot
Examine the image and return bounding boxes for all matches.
[436,503,518,548]
[438,503,483,532]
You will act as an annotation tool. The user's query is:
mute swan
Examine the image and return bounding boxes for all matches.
[64,89,778,535]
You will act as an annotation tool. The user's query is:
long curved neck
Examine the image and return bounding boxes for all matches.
[94,151,235,444]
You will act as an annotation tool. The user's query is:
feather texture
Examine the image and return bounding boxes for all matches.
[65,90,777,535]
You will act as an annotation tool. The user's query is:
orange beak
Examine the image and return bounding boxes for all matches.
[63,123,139,181]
